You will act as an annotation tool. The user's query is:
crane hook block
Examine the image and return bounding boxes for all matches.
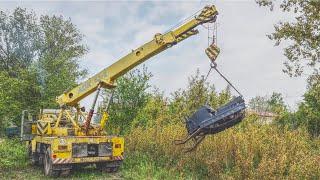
[205,43,220,63]
[174,96,246,152]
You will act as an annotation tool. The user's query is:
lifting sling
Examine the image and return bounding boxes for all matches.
[174,46,246,152]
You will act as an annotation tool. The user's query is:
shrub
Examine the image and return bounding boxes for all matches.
[126,112,320,179]
[125,71,320,179]
[0,138,28,170]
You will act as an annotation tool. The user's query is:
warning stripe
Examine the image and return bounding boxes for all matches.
[113,156,124,161]
[205,45,220,61]
[38,122,48,129]
[195,6,218,23]
[53,158,73,164]
[53,156,125,164]
[176,30,198,42]
[37,128,48,134]
[37,127,48,135]
[205,49,218,60]
[37,121,49,135]
[37,126,48,135]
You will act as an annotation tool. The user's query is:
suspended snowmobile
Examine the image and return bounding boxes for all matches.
[174,43,246,152]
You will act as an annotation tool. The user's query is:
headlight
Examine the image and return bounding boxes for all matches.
[99,142,112,156]
[72,143,87,157]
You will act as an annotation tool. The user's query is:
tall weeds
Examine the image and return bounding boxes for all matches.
[124,71,320,179]
[126,113,320,179]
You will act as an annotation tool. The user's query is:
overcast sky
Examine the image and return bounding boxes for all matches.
[1,1,307,110]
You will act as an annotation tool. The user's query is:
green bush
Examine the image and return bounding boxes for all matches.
[0,138,28,169]
[126,114,320,179]
[124,71,320,179]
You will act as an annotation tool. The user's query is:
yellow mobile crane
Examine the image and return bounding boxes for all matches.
[21,5,220,176]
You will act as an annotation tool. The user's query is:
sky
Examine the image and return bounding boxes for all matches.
[0,0,308,110]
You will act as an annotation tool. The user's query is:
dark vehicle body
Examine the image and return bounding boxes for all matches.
[5,126,20,137]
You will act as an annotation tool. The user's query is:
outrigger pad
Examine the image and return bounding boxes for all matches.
[175,96,246,152]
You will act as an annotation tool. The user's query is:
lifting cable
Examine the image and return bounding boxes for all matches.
[165,7,204,33]
[203,20,242,98]
[205,62,243,97]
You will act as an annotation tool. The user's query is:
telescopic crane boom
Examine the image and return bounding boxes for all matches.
[56,5,219,108]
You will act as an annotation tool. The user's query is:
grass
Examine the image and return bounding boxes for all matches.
[0,138,115,179]
[125,115,320,179]
[1,118,320,180]
[1,165,120,180]
[0,138,28,170]
[0,138,194,180]
[122,153,199,180]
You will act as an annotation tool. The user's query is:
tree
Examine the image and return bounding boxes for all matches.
[103,66,152,134]
[131,70,235,131]
[131,92,168,129]
[169,70,232,125]
[248,96,270,112]
[36,15,87,108]
[0,7,87,131]
[295,82,320,136]
[0,8,40,77]
[257,1,320,136]
[249,92,286,114]
[257,0,320,78]
[267,92,286,113]
[0,70,40,131]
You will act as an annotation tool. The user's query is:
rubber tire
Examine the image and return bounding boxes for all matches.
[28,144,39,166]
[43,147,59,177]
[111,166,119,173]
[60,169,71,177]
[97,163,119,173]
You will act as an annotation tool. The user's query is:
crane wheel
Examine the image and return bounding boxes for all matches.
[60,169,71,176]
[97,163,119,173]
[109,167,119,173]
[28,143,39,166]
[44,147,59,177]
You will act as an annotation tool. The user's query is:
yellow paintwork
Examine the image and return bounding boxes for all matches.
[31,135,124,163]
[100,112,109,130]
[51,127,69,136]
[56,5,219,107]
[36,120,52,135]
[31,124,37,134]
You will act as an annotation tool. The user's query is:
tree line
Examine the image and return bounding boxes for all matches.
[0,8,87,132]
